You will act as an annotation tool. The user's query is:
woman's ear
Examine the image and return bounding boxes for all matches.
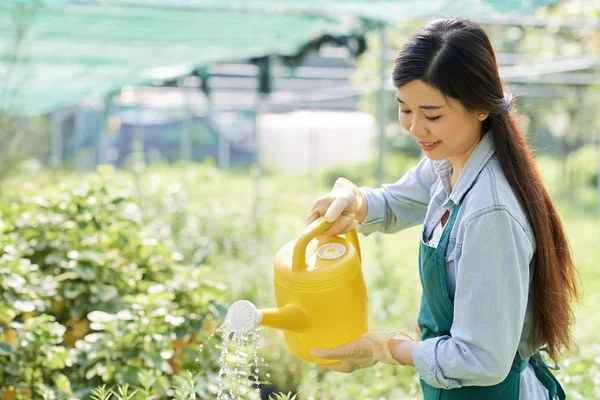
[476,110,489,121]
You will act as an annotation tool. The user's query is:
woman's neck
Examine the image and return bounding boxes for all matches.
[448,136,482,190]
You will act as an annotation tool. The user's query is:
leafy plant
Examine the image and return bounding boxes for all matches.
[0,169,228,397]
[269,392,298,400]
[90,384,112,400]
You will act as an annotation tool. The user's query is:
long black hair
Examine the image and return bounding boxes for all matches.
[392,18,579,362]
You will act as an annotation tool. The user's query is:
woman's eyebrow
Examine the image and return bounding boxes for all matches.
[395,96,444,110]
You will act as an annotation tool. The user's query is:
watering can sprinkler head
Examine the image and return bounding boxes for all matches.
[225,300,262,335]
[226,300,310,335]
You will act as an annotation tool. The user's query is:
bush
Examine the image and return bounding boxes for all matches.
[0,169,227,398]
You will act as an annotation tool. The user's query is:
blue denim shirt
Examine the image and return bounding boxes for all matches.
[357,132,548,397]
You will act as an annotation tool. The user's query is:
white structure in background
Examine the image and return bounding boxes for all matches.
[258,111,376,173]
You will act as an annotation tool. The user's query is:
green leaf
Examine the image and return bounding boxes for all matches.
[53,372,71,391]
[79,250,106,266]
[1,359,21,375]
[88,311,118,323]
[74,266,97,281]
[47,322,67,338]
[0,304,18,322]
[119,365,144,385]
[0,341,12,356]
[91,284,119,302]
[44,253,62,265]
[13,299,36,312]
[116,310,136,320]
[90,384,112,400]
[64,282,86,299]
[2,273,26,288]
[42,346,69,369]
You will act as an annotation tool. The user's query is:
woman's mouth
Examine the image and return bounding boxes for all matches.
[419,141,441,151]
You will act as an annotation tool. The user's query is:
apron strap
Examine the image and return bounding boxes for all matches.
[530,351,567,400]
[516,357,530,373]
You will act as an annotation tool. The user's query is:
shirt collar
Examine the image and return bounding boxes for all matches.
[433,130,495,206]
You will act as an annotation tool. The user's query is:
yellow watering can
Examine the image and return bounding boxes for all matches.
[225,216,369,364]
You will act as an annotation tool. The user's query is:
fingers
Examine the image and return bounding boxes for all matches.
[307,194,334,224]
[311,345,347,360]
[323,214,357,236]
[307,209,320,225]
[308,187,358,235]
[324,197,349,222]
[332,177,354,191]
[319,362,354,373]
[311,341,366,360]
[308,211,358,236]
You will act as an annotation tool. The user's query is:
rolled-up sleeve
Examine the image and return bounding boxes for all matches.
[357,156,437,236]
[412,209,533,388]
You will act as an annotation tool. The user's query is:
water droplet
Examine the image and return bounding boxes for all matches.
[213,319,262,399]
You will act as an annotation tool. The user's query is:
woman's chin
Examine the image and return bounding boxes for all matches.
[424,152,445,161]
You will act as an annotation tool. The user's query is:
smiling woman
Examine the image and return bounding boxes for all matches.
[307,17,578,400]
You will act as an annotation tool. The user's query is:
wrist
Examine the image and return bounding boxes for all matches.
[377,331,415,366]
[388,339,416,366]
[334,177,368,223]
[354,188,368,223]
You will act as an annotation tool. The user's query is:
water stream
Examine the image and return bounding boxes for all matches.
[200,320,269,399]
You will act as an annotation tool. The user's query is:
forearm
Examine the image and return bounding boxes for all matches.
[356,157,437,236]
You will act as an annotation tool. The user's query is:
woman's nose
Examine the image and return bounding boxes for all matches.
[409,116,426,138]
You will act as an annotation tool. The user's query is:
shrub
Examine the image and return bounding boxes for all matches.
[0,169,227,398]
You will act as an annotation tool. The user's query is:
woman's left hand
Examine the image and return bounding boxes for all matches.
[311,331,415,373]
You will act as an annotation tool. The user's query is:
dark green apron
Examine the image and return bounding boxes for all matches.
[417,203,566,400]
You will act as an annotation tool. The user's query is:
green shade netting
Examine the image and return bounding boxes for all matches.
[0,0,560,115]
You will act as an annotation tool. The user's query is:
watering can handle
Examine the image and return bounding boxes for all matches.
[292,216,361,273]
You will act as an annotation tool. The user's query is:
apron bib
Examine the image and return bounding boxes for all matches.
[417,203,566,400]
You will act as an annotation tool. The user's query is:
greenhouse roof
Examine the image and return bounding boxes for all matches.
[0,0,560,115]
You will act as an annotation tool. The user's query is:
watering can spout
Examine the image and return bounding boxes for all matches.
[226,300,309,335]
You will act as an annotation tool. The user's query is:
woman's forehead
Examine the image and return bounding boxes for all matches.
[396,81,447,107]
[396,80,464,111]
[396,80,445,103]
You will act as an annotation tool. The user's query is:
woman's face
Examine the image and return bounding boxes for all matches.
[396,79,487,164]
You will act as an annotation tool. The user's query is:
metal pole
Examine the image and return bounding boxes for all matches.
[213,95,230,171]
[97,93,113,166]
[133,89,145,172]
[253,92,265,228]
[309,115,318,202]
[179,84,193,186]
[49,109,63,168]
[181,85,192,164]
[252,57,270,229]
[377,22,387,186]
[597,127,600,218]
[376,23,388,273]
[72,107,86,171]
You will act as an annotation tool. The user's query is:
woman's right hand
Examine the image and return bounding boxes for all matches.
[307,178,367,236]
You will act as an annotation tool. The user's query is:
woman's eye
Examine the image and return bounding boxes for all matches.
[425,115,441,121]
[400,109,411,115]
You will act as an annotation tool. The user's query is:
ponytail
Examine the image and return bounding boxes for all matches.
[490,111,580,362]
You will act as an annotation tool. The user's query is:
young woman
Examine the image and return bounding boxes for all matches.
[307,18,579,400]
